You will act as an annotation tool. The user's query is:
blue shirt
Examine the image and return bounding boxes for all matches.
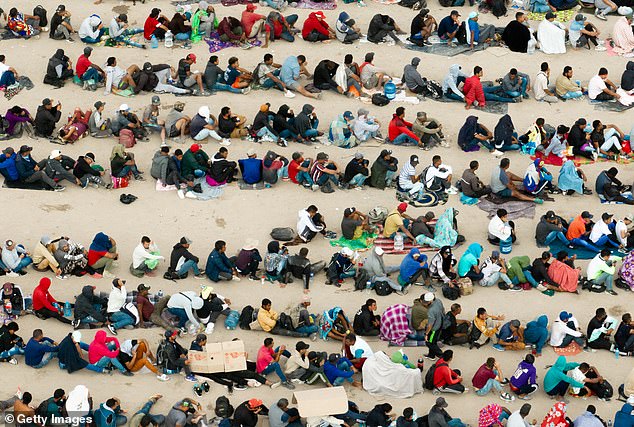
[220,66,241,85]
[280,56,300,86]
[25,337,57,366]
[438,16,458,39]
[238,158,262,184]
[497,322,519,343]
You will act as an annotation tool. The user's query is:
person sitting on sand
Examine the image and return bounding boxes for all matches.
[78,15,106,44]
[543,356,584,400]
[263,12,299,48]
[388,108,420,147]
[169,7,192,41]
[360,52,391,90]
[457,116,494,152]
[325,248,357,287]
[7,7,42,39]
[524,316,549,356]
[472,357,514,401]
[537,13,567,55]
[241,4,266,41]
[458,161,491,199]
[409,9,437,47]
[491,158,543,203]
[550,311,586,348]
[143,8,170,40]
[509,355,538,398]
[502,12,533,53]
[302,11,335,42]
[59,109,90,144]
[367,14,402,44]
[398,249,429,291]
[335,12,361,44]
[463,66,515,110]
[279,55,321,100]
[109,13,145,48]
[595,167,634,205]
[432,350,465,394]
[611,14,634,56]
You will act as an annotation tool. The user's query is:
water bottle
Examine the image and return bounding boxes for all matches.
[615,349,620,359]
[261,275,266,285]
[150,35,159,49]
[157,289,164,298]
[4,300,12,315]
[309,272,314,289]
[64,301,71,317]
[365,280,372,294]
[164,31,173,48]
[52,302,59,311]
[394,233,404,252]
[384,81,397,100]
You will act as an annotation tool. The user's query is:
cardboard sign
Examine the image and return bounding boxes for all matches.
[187,340,246,373]
[292,387,348,418]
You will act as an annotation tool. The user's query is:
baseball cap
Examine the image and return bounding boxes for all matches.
[2,147,14,155]
[187,53,197,63]
[86,152,96,161]
[625,214,633,221]
[42,98,52,106]
[545,11,556,19]
[49,149,62,159]
[380,149,392,157]
[575,13,586,21]
[341,247,354,257]
[436,397,448,408]
[296,341,310,351]
[602,212,613,221]
[581,211,593,219]
[344,207,356,216]
[424,292,434,302]
[246,148,257,157]
[19,145,32,153]
[143,62,153,71]
[410,154,419,163]
[3,283,13,293]
[118,13,128,22]
[94,101,105,109]
[152,96,161,105]
[180,236,193,245]
[165,330,178,338]
[559,311,572,321]
[397,202,408,212]
[354,152,364,160]
[343,111,354,120]
[119,104,130,112]
[246,3,257,11]
[450,9,460,16]
[292,152,303,161]
[137,284,151,292]
[491,250,500,259]
[56,5,66,12]
[315,11,326,19]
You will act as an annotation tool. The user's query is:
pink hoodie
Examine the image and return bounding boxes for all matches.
[88,330,120,364]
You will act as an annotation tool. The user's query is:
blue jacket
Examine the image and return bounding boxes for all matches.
[0,153,19,181]
[324,357,354,384]
[94,403,122,427]
[399,248,428,283]
[615,403,634,427]
[24,337,58,366]
[524,315,549,355]
[205,249,234,281]
[15,154,38,180]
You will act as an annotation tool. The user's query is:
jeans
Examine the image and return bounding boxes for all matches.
[593,271,614,291]
[593,234,620,249]
[81,69,102,83]
[480,271,512,287]
[11,256,32,272]
[385,170,396,186]
[483,86,515,103]
[213,82,242,94]
[295,323,319,335]
[448,419,467,427]
[279,129,299,140]
[110,311,135,329]
[194,127,222,142]
[113,28,145,48]
[96,355,127,373]
[561,91,583,99]
[175,32,191,40]
[544,231,570,246]
[476,378,502,395]
[391,133,418,145]
[348,173,367,187]
[80,28,106,44]
[168,307,190,328]
[302,118,320,138]
[316,167,339,187]
[0,71,15,87]
[571,237,601,252]
[505,78,528,98]
[257,127,278,140]
[0,345,24,359]
[178,259,201,277]
[560,334,586,348]
[262,361,287,382]
[296,170,314,186]
[135,400,166,426]
[511,269,538,287]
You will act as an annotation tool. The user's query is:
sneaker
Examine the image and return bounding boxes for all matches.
[234,384,248,390]
[202,381,210,392]
[53,185,66,192]
[205,323,215,334]
[194,385,204,396]
[519,394,533,400]
[7,272,19,278]
[270,382,281,389]
[247,379,260,388]
[311,184,320,192]
[232,275,241,282]
[157,374,170,381]
[282,381,296,390]
[103,270,116,279]
[72,319,80,329]
[592,151,598,161]
[91,273,103,279]
[445,186,458,195]
[248,274,258,281]
[220,138,232,146]
[491,149,504,157]
[509,285,523,292]
[185,374,198,382]
[607,289,618,296]
[107,324,117,335]
[242,87,251,95]
[194,273,205,279]
[284,90,296,98]
[492,344,505,352]
[501,377,510,385]
[595,10,608,20]
[177,189,185,199]
[185,191,197,199]
[500,392,515,402]
[8,358,18,365]
[290,378,303,384]
[424,355,437,361]
[122,370,134,376]
[66,37,75,43]
[310,332,318,341]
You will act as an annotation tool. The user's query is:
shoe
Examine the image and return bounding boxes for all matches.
[66,37,75,43]
[193,384,203,396]
[311,184,320,192]
[509,285,523,292]
[53,185,66,192]
[492,344,505,352]
[107,324,117,335]
[232,275,241,282]
[445,186,458,195]
[592,151,598,161]
[185,192,197,199]
[284,90,296,98]
[424,355,437,361]
[270,382,281,389]
[491,149,504,157]
[179,327,187,336]
[8,358,18,365]
[607,289,618,296]
[122,371,134,376]
[205,323,215,334]
[282,381,296,390]
[177,189,185,199]
[202,381,210,392]
[310,332,318,341]
[103,270,115,279]
[500,392,515,402]
[72,319,80,329]
[242,87,251,95]
[134,174,145,181]
[234,384,248,390]
[194,273,205,279]
[157,374,170,381]
[290,378,303,384]
[501,377,510,385]
[185,374,198,382]
[6,272,19,278]
[220,138,231,146]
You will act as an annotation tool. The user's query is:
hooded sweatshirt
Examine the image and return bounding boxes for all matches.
[335,12,355,41]
[510,360,537,390]
[302,12,330,39]
[88,232,112,266]
[169,242,199,272]
[524,315,549,354]
[46,49,69,80]
[150,151,169,182]
[543,356,583,392]
[399,248,427,282]
[295,104,316,138]
[403,58,425,91]
[78,15,103,40]
[88,330,120,363]
[614,403,634,427]
[388,114,417,142]
[33,278,58,312]
[457,243,482,276]
[621,61,634,92]
[167,291,204,328]
[74,285,107,322]
[442,64,467,98]
[107,283,127,313]
[273,104,297,134]
[363,247,387,278]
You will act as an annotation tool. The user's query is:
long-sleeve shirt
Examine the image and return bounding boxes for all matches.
[107,285,127,313]
[25,337,58,366]
[587,254,619,280]
[105,65,127,94]
[167,291,201,328]
[32,241,59,268]
[132,243,162,269]
[502,72,530,93]
[433,359,461,387]
[488,216,512,241]
[544,134,567,157]
[463,75,485,107]
[285,349,310,373]
[1,245,27,270]
[555,75,582,96]
[109,18,125,38]
[550,319,583,347]
[257,308,278,332]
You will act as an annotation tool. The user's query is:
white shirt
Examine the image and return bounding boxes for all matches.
[109,18,125,39]
[424,164,453,186]
[615,220,628,246]
[399,162,417,189]
[507,411,530,427]
[488,216,512,240]
[567,367,587,394]
[0,63,10,75]
[104,65,127,95]
[107,285,127,313]
[353,116,380,141]
[549,318,582,347]
[588,75,607,100]
[480,257,502,280]
[132,243,163,269]
[589,220,611,243]
[533,72,549,100]
[348,336,374,359]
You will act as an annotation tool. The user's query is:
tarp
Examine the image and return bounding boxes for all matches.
[362,351,423,398]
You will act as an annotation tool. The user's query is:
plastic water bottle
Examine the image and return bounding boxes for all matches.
[365,280,372,294]
[64,301,71,317]
[384,81,397,100]
[261,275,266,285]
[150,35,159,49]
[157,289,164,298]
[164,31,174,48]
[394,233,404,252]
[615,349,620,359]
[4,300,12,315]
[309,272,314,289]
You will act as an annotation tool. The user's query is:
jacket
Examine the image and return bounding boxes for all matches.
[442,64,466,98]
[73,156,100,179]
[463,75,485,107]
[428,406,453,427]
[324,359,354,383]
[45,158,76,183]
[399,248,427,283]
[150,151,169,182]
[427,298,445,332]
[164,339,187,368]
[46,49,71,80]
[285,349,310,373]
[34,105,62,137]
[535,217,562,246]
[205,249,235,281]
[94,403,120,427]
[0,153,19,181]
[57,334,89,373]
[543,356,583,392]
[218,17,242,40]
[15,154,39,180]
[181,148,210,178]
[302,12,330,39]
[621,61,634,92]
[257,307,278,332]
[295,104,316,138]
[502,72,529,93]
[366,405,391,427]
[132,64,170,94]
[169,242,199,271]
[388,114,417,142]
[369,155,398,189]
[78,15,102,39]
[506,256,531,283]
[88,330,120,364]
[367,14,395,43]
[25,337,58,366]
[167,291,204,328]
[33,279,58,311]
[353,305,377,335]
[614,403,634,427]
[403,59,425,91]
[0,324,20,352]
[273,105,297,134]
[433,358,460,387]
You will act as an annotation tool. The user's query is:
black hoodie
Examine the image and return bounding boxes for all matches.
[73,156,101,179]
[57,334,89,373]
[46,49,70,80]
[35,105,62,137]
[169,243,199,271]
[367,14,395,43]
[74,285,107,322]
[295,104,316,138]
[621,61,634,92]
[273,105,297,134]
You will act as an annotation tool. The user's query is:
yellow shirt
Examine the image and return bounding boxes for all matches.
[257,308,278,332]
[383,210,404,237]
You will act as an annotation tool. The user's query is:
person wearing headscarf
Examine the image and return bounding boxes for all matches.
[429,246,457,284]
[363,246,400,291]
[540,402,571,427]
[110,144,143,180]
[457,116,493,152]
[621,61,634,92]
[458,243,484,281]
[87,232,118,277]
[523,159,555,195]
[493,115,520,152]
[335,12,361,44]
[502,12,533,52]
[319,306,352,341]
[558,160,590,195]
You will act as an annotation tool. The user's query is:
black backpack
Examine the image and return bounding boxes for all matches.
[270,227,296,242]
[33,5,48,27]
[615,278,630,290]
[355,269,370,291]
[372,93,390,107]
[442,284,461,301]
[421,79,443,99]
[375,281,393,296]
[595,380,613,399]
[239,305,255,330]
[215,396,234,419]
[467,321,483,345]
[163,269,183,281]
[424,362,447,390]
[278,312,295,331]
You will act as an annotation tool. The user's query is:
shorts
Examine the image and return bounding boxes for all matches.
[496,188,512,198]
[286,81,301,91]
[248,20,263,38]
[363,74,379,89]
[168,125,179,138]
[183,75,197,88]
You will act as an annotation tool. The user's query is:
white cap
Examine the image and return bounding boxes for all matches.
[49,149,62,159]
[246,148,256,157]
[198,105,210,119]
[71,331,82,342]
[341,247,354,257]
[375,247,384,256]
[119,104,130,111]
[423,292,435,302]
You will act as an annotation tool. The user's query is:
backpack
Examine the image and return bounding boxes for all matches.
[156,339,169,369]
[374,280,393,296]
[467,321,483,345]
[224,310,240,330]
[439,0,453,6]
[456,22,467,44]
[420,79,443,99]
[163,269,182,281]
[372,93,390,107]
[442,284,461,300]
[239,305,255,330]
[215,396,234,419]
[582,280,606,293]
[416,415,429,427]
[278,312,295,331]
[354,269,370,291]
[489,0,508,17]
[270,227,296,242]
[119,128,136,148]
[424,362,447,390]
[368,206,389,224]
[35,398,52,419]
[595,380,613,399]
[33,5,48,27]
[615,278,630,290]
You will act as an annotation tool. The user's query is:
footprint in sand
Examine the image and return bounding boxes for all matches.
[40,204,72,212]
[215,218,226,228]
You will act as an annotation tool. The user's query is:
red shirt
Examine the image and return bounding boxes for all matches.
[265,19,284,38]
[137,294,154,321]
[288,159,301,184]
[144,16,160,40]
[87,249,106,267]
[241,11,264,35]
[433,358,461,388]
[472,364,496,389]
[75,55,92,78]
[256,345,274,373]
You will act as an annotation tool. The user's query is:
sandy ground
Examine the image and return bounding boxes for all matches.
[1,0,634,424]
